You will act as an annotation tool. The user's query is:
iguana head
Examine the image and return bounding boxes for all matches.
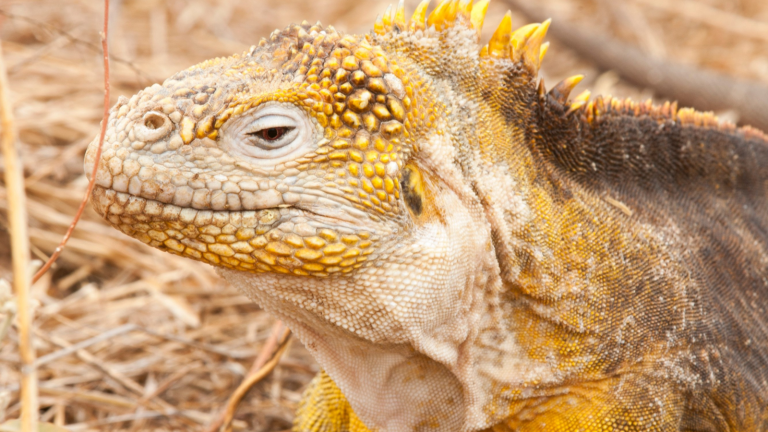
[85,1,560,428]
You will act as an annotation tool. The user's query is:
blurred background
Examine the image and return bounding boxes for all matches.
[0,0,766,430]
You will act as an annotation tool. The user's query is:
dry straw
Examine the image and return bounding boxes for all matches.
[0,35,37,432]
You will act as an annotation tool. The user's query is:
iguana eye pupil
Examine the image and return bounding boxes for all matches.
[260,127,288,141]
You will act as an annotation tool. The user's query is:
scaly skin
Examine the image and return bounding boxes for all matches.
[84,1,768,430]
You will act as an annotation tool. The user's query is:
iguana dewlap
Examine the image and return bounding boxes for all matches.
[83,1,768,430]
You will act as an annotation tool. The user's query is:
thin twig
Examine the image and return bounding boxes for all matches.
[8,34,71,75]
[34,323,137,367]
[0,9,154,84]
[139,326,258,359]
[65,410,202,431]
[31,0,111,284]
[222,330,292,432]
[38,386,138,409]
[0,33,37,432]
[136,361,203,405]
[128,361,203,432]
[35,328,146,396]
[205,321,291,432]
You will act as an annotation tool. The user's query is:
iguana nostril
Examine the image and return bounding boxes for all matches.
[135,111,172,142]
[144,112,165,129]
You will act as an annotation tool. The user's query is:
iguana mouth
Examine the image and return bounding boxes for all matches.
[91,185,378,275]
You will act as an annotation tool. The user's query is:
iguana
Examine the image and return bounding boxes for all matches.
[83,0,768,430]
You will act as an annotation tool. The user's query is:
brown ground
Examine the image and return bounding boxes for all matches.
[0,0,766,430]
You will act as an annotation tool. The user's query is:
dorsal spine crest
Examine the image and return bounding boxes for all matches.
[370,0,751,140]
[373,0,553,80]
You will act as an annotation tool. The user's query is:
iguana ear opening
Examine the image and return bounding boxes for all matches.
[401,163,425,216]
[400,162,443,224]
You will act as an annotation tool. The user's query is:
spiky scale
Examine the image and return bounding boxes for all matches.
[510,23,539,61]
[574,89,592,103]
[487,11,513,57]
[374,14,386,35]
[394,0,406,30]
[445,0,460,24]
[427,0,451,31]
[458,0,472,20]
[470,0,490,36]
[510,23,539,48]
[382,5,394,29]
[549,75,584,104]
[539,41,550,63]
[409,0,430,31]
[566,90,592,114]
[523,19,550,72]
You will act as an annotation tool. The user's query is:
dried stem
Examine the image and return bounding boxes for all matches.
[31,0,111,284]
[0,37,36,432]
[205,321,292,432]
[222,330,292,432]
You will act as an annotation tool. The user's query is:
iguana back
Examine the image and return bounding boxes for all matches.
[519,99,768,430]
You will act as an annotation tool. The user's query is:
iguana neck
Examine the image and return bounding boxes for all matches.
[219,186,512,431]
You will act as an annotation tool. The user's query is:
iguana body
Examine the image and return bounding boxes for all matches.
[84,1,768,430]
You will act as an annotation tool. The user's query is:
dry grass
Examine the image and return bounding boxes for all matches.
[0,0,766,430]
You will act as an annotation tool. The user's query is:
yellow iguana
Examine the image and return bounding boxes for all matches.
[83,0,768,430]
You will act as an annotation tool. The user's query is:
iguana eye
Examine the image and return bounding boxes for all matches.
[221,103,317,164]
[245,114,299,150]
